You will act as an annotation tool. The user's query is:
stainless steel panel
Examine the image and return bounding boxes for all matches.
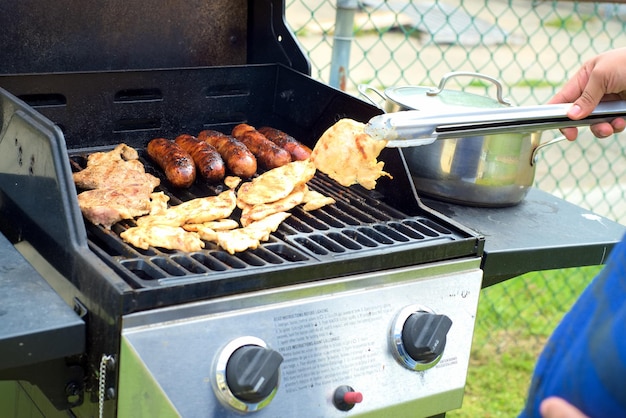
[120,259,482,417]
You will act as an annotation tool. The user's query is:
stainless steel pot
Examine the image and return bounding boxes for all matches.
[359,72,565,207]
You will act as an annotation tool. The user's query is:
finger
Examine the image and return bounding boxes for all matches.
[569,67,625,120]
[590,122,616,138]
[559,127,580,141]
[611,117,626,133]
[548,77,587,105]
[540,397,588,418]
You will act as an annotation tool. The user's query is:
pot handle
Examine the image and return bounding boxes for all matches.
[531,135,567,166]
[427,71,513,106]
[357,84,386,110]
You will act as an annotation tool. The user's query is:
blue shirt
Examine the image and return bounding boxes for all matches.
[519,233,626,417]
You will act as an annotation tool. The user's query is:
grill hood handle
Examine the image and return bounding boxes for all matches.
[364,100,626,147]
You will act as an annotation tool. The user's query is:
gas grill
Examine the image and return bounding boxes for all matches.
[1,1,624,417]
[0,61,484,417]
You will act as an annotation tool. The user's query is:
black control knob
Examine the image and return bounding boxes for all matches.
[225,345,284,403]
[401,311,452,363]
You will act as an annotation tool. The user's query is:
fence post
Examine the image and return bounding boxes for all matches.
[329,0,358,90]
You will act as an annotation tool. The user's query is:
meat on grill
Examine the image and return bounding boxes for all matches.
[135,189,237,228]
[77,187,164,229]
[257,126,312,161]
[213,211,291,254]
[73,144,160,191]
[310,118,392,190]
[174,134,226,183]
[197,130,257,178]
[231,124,292,169]
[236,159,316,206]
[240,183,306,227]
[302,188,336,212]
[147,138,196,188]
[73,144,161,228]
[120,224,205,252]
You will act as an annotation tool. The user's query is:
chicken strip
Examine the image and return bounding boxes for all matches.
[242,212,291,241]
[183,219,240,233]
[240,184,306,227]
[212,212,291,254]
[302,188,336,211]
[120,225,205,252]
[214,229,261,254]
[136,189,236,227]
[236,159,316,206]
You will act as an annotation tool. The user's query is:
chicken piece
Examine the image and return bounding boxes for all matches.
[240,184,306,227]
[183,219,240,232]
[77,185,155,229]
[242,212,291,241]
[224,176,242,189]
[214,229,261,254]
[73,144,160,190]
[236,159,316,206]
[213,212,290,254]
[73,144,161,229]
[302,188,336,211]
[183,219,239,241]
[136,189,236,227]
[86,143,139,165]
[310,118,392,190]
[190,227,217,242]
[120,225,205,252]
[148,192,170,216]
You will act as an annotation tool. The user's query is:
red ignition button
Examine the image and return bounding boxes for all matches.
[333,385,363,411]
[344,391,363,404]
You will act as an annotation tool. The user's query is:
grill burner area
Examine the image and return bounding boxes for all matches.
[77,152,459,289]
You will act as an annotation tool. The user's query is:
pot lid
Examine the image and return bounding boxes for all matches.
[385,85,509,111]
[385,72,513,112]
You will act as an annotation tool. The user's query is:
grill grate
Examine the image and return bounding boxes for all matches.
[0,65,482,306]
[79,155,456,289]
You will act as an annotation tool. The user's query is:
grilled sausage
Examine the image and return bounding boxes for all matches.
[174,134,226,183]
[231,124,291,169]
[257,127,312,161]
[197,130,257,178]
[147,138,196,188]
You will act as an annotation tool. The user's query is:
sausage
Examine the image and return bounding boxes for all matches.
[231,124,291,169]
[147,138,196,188]
[197,130,257,178]
[257,127,312,161]
[174,134,226,183]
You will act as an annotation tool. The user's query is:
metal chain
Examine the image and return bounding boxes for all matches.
[98,354,114,418]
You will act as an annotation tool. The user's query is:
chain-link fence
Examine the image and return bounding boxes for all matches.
[286,1,626,415]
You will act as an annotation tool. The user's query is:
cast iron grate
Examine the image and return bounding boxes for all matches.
[74,152,457,289]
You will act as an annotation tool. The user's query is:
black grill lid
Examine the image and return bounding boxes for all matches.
[0,0,309,75]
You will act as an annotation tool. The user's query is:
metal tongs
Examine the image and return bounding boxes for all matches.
[364,100,626,147]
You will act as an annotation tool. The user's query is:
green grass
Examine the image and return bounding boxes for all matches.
[448,265,602,417]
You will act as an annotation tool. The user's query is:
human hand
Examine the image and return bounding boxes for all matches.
[540,397,589,418]
[548,47,626,140]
